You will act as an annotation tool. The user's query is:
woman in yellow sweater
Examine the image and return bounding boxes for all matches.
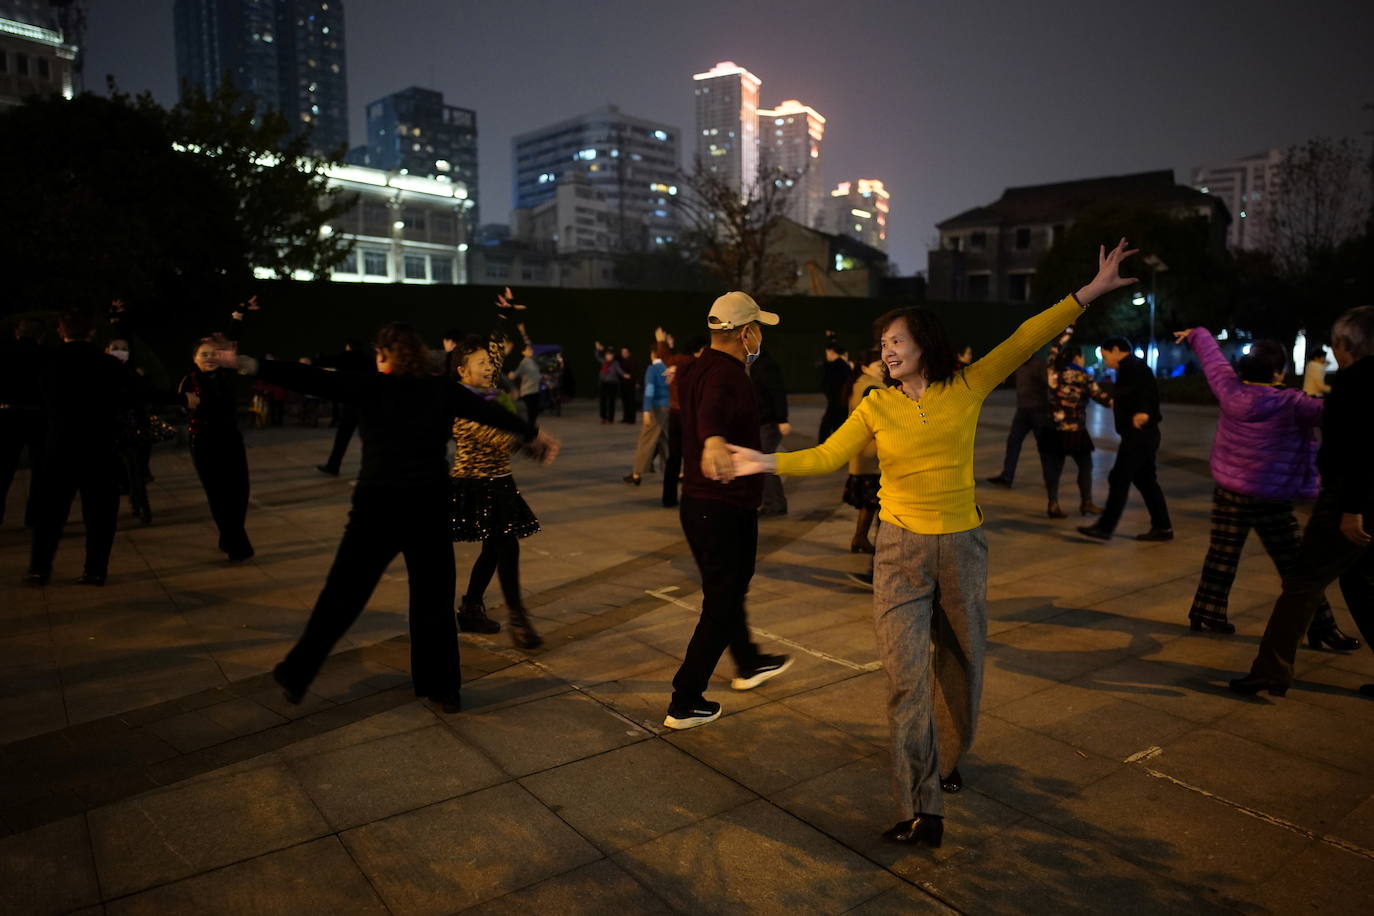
[726,240,1139,847]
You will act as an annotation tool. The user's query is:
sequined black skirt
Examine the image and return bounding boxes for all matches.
[450,475,540,542]
[842,473,881,510]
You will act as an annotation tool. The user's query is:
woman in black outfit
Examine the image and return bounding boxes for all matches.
[233,323,558,711]
[179,320,254,561]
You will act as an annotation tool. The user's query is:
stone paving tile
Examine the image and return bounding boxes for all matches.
[989,681,1201,762]
[341,782,601,914]
[613,797,898,914]
[103,837,388,915]
[142,707,241,754]
[447,691,649,777]
[88,763,329,899]
[454,660,572,713]
[579,661,771,734]
[961,715,1119,816]
[519,738,756,854]
[0,815,100,915]
[1236,839,1374,913]
[459,856,675,915]
[1208,693,1374,775]
[844,882,960,914]
[290,724,507,830]
[777,669,887,748]
[666,701,873,796]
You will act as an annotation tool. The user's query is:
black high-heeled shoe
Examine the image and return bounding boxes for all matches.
[941,767,963,793]
[882,814,943,847]
[1228,675,1287,697]
[1190,619,1236,635]
[1307,628,1361,652]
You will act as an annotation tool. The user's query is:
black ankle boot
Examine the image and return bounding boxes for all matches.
[456,597,501,634]
[508,607,543,650]
[1047,500,1067,519]
[941,767,963,793]
[1308,627,1361,651]
[1190,618,1236,635]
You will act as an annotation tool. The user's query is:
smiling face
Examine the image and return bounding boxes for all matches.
[456,348,493,387]
[879,316,923,384]
[193,343,217,372]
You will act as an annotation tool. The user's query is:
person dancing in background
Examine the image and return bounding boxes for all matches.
[725,241,1140,847]
[818,331,850,442]
[1039,326,1111,519]
[624,344,669,486]
[1176,327,1358,649]
[448,311,545,649]
[655,327,708,509]
[179,305,255,562]
[228,323,557,711]
[844,349,886,556]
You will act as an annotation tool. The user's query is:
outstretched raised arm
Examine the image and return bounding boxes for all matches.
[965,240,1138,398]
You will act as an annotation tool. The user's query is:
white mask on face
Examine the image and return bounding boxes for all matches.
[109,348,130,363]
[744,328,760,366]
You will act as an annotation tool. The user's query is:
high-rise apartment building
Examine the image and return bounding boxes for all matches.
[1191,149,1282,250]
[825,179,890,251]
[173,0,348,154]
[757,99,825,227]
[0,1,80,107]
[692,60,760,197]
[352,87,478,237]
[512,104,681,251]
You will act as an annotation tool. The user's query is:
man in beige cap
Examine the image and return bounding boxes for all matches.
[664,291,792,729]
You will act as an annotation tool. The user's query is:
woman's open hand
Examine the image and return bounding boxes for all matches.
[1075,238,1139,305]
[727,444,774,477]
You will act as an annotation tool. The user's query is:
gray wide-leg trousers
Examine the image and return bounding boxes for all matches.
[873,523,988,818]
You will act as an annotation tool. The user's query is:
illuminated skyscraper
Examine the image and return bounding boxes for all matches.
[757,99,825,228]
[826,179,890,251]
[173,0,348,155]
[692,60,760,197]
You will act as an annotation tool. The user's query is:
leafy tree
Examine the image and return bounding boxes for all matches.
[1032,204,1232,343]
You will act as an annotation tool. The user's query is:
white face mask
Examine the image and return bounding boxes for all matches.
[109,348,130,363]
[743,328,760,367]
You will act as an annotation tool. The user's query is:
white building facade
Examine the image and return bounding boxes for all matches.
[1191,149,1282,251]
[0,11,77,108]
[693,61,761,198]
[825,179,890,251]
[757,99,826,228]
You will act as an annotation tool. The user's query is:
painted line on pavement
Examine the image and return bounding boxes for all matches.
[644,587,883,673]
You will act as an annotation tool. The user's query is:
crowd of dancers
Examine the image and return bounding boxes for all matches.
[2,242,1371,848]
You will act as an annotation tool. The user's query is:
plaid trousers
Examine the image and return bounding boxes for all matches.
[1189,486,1337,633]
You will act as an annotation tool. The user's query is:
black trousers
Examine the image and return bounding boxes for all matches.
[323,404,358,473]
[29,449,121,576]
[277,486,462,698]
[1041,449,1092,503]
[1096,426,1171,534]
[118,441,152,515]
[672,497,763,704]
[521,393,541,426]
[598,382,619,421]
[758,422,787,515]
[191,432,253,559]
[464,534,523,611]
[663,410,683,508]
[0,408,44,526]
[818,401,847,443]
[999,407,1046,483]
[1249,492,1374,686]
[620,379,637,423]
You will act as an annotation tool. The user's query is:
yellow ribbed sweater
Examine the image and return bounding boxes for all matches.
[775,295,1085,534]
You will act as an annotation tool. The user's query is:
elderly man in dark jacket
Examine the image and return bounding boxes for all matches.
[1078,336,1173,541]
[985,353,1049,488]
[1231,306,1374,697]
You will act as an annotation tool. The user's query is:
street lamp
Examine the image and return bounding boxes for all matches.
[1142,254,1168,372]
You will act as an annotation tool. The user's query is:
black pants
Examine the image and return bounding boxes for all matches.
[620,379,637,423]
[672,497,763,705]
[758,422,787,515]
[598,382,619,422]
[464,534,523,611]
[29,450,121,577]
[0,408,44,526]
[118,441,152,516]
[818,401,847,442]
[663,410,683,508]
[521,393,541,426]
[1249,492,1374,686]
[322,404,358,473]
[999,407,1046,483]
[277,486,461,698]
[191,432,254,559]
[1096,426,1171,534]
[1041,449,1092,503]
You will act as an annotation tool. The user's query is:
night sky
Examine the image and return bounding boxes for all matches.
[86,0,1371,274]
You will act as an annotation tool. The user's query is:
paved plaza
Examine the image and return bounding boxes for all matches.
[1,392,1372,915]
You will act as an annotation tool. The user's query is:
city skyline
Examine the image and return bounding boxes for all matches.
[84,0,1371,275]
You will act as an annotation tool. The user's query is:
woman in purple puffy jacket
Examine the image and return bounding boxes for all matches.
[1177,328,1360,650]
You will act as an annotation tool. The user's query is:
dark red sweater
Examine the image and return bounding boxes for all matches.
[679,347,762,508]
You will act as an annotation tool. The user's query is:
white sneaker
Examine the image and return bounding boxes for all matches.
[731,655,793,690]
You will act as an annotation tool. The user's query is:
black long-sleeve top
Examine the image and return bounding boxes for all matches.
[1110,355,1162,435]
[38,340,131,453]
[680,347,762,509]
[750,349,789,425]
[255,360,537,490]
[179,367,242,439]
[1319,355,1374,517]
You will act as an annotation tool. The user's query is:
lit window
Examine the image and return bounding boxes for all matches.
[435,159,450,171]
[652,129,668,141]
[362,250,388,275]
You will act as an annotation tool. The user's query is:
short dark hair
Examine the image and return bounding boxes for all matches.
[1238,340,1287,383]
[58,309,96,341]
[1101,336,1132,354]
[684,335,708,355]
[871,307,959,386]
[442,327,464,342]
[374,322,433,378]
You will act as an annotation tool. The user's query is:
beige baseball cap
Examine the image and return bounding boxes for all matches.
[707,291,779,330]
